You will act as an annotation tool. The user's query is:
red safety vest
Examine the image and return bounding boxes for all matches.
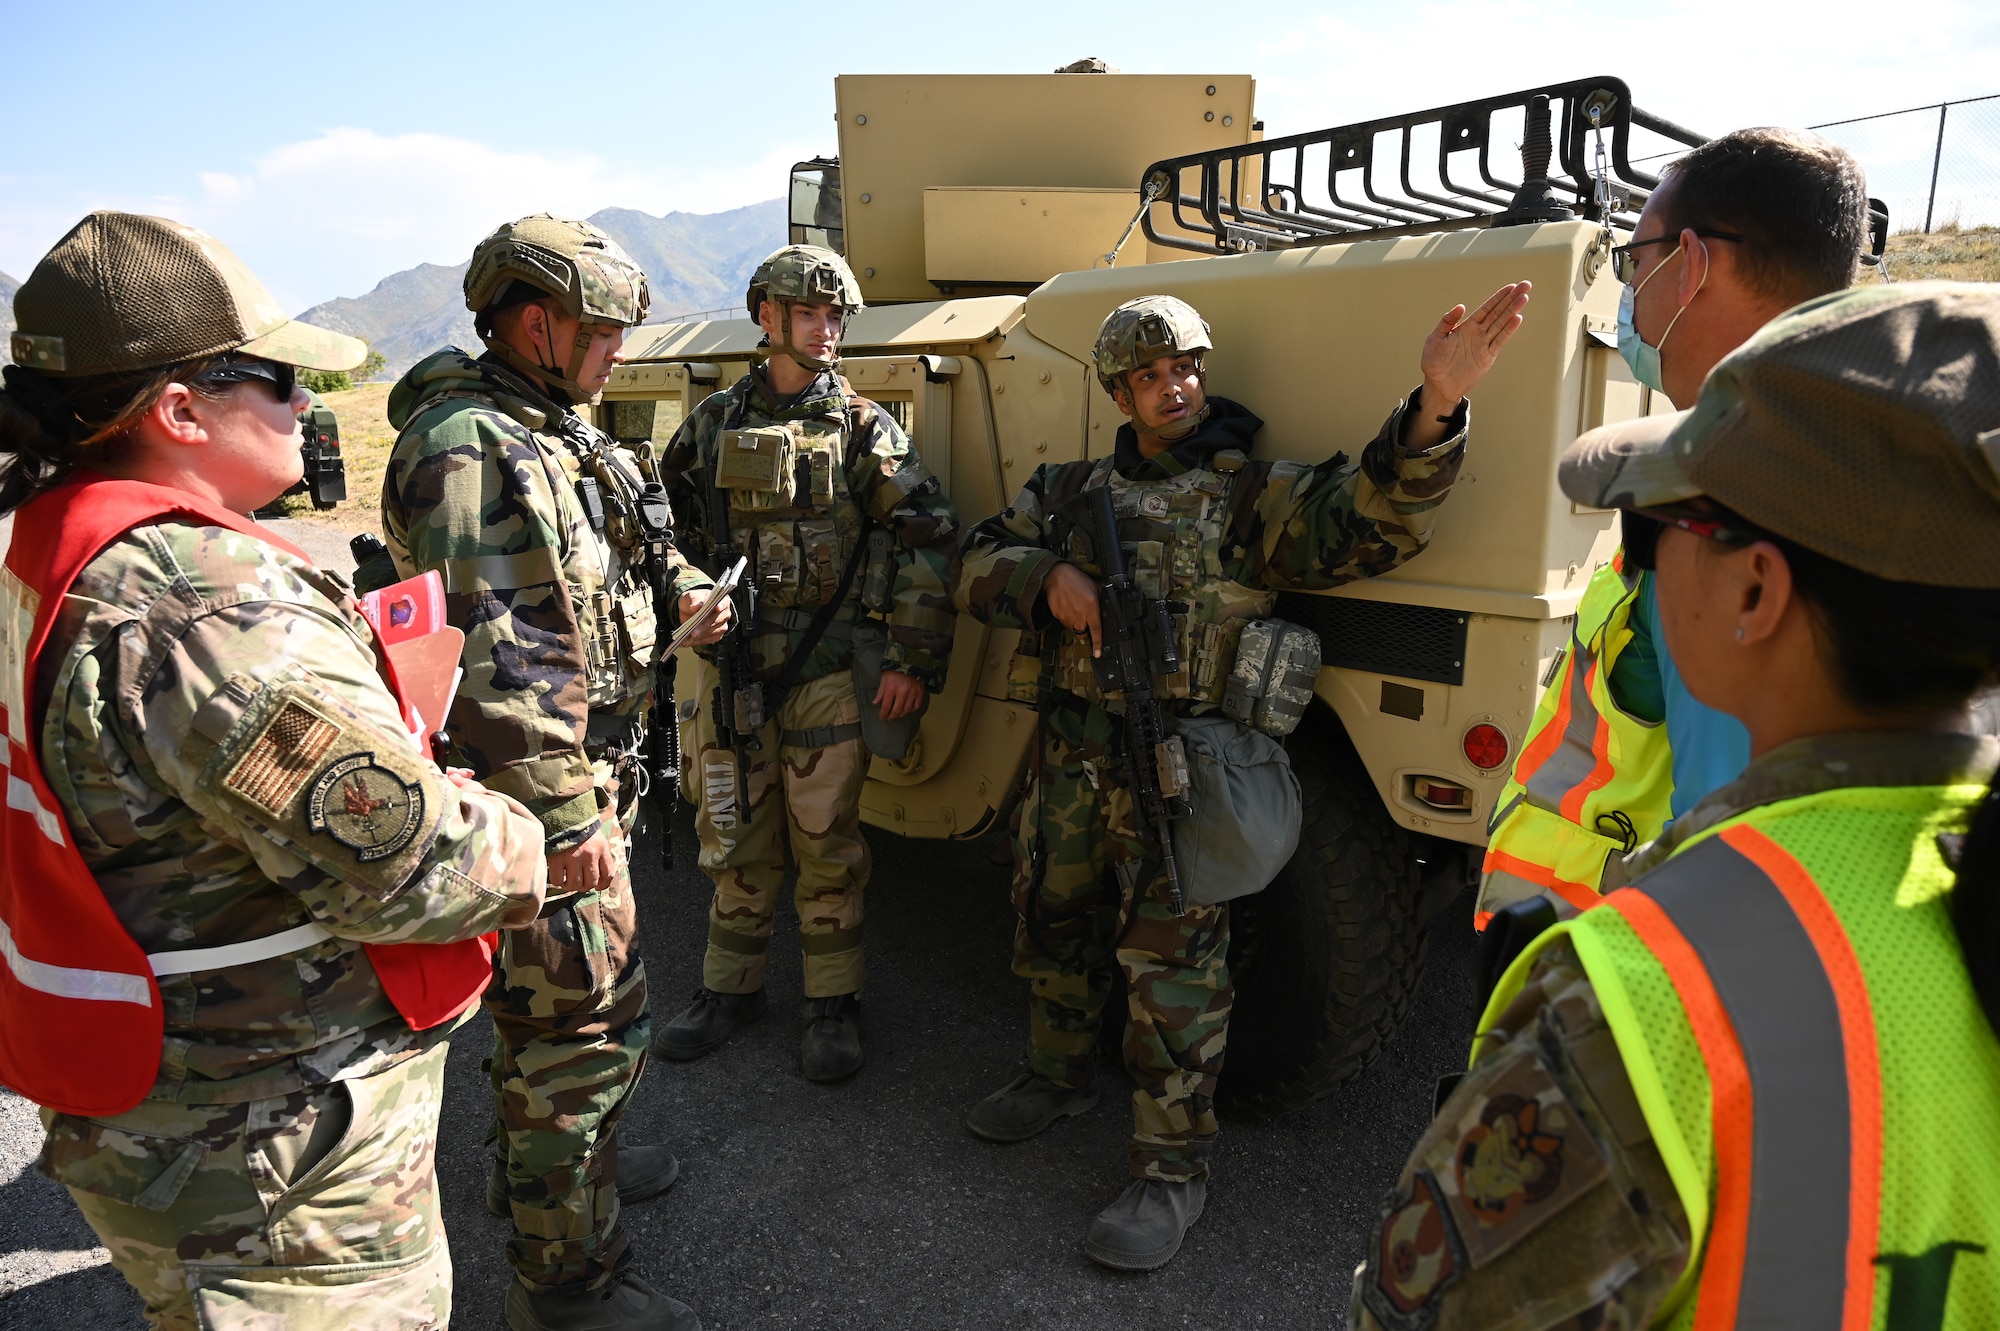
[0,476,494,1117]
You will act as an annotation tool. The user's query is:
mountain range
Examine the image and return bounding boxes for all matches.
[0,269,17,351]
[0,199,783,376]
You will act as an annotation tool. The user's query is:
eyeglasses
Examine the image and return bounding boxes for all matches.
[192,356,296,403]
[1611,230,1744,284]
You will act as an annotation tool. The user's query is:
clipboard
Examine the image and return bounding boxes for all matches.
[358,569,464,739]
[666,556,747,656]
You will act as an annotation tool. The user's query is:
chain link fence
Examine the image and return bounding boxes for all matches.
[1811,93,2000,234]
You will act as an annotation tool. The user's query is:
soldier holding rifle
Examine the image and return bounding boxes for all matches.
[656,245,959,1082]
[953,285,1529,1269]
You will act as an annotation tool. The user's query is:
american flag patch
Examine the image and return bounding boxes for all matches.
[225,701,340,813]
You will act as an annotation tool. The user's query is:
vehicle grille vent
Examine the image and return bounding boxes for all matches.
[1276,594,1469,686]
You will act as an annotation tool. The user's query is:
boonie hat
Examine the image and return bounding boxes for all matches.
[1560,282,2000,589]
[8,211,363,378]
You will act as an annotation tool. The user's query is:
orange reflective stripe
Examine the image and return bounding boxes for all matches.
[1480,850,1602,916]
[1720,825,1882,1331]
[1513,644,1575,784]
[1604,887,1753,1331]
[1526,651,1604,813]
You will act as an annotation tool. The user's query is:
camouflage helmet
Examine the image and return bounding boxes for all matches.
[464,214,650,328]
[1092,295,1213,395]
[745,245,865,318]
[465,214,649,399]
[746,245,864,371]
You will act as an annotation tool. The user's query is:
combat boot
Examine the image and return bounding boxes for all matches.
[965,1071,1099,1142]
[1083,1176,1207,1271]
[486,1141,681,1218]
[658,986,767,1061]
[799,993,863,1081]
[505,1273,700,1331]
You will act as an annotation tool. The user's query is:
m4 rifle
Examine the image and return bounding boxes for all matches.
[1082,484,1193,914]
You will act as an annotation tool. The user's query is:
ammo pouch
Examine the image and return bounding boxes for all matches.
[851,620,927,761]
[716,427,796,512]
[1173,713,1301,906]
[1222,618,1322,737]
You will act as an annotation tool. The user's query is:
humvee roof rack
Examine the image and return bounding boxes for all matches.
[1140,76,1702,253]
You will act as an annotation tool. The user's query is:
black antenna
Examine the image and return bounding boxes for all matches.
[1494,94,1573,226]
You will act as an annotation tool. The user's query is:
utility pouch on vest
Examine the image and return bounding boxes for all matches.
[614,587,658,672]
[850,620,927,761]
[717,427,795,511]
[807,446,837,507]
[1173,713,1301,905]
[1222,618,1322,737]
[861,528,894,612]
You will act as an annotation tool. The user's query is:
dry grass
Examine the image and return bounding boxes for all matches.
[1855,224,2000,284]
[280,382,394,534]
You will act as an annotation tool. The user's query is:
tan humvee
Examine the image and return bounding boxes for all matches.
[600,71,1696,1113]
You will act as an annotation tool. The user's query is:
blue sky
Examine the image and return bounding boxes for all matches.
[5,0,1997,313]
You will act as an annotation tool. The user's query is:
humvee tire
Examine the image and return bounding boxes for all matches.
[1217,712,1427,1119]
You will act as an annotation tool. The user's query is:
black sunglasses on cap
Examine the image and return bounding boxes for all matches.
[192,356,297,403]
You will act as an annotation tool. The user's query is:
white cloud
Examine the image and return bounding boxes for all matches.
[177,128,814,311]
[4,128,811,314]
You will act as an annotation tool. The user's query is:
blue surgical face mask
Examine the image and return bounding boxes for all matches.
[1617,242,1702,395]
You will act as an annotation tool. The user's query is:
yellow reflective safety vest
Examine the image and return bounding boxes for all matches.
[1480,731,2000,1330]
[1478,551,1672,928]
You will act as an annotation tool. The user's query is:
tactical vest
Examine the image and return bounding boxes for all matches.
[1041,455,1278,707]
[0,477,494,1117]
[1482,772,2000,1330]
[398,374,660,711]
[708,378,872,678]
[1477,552,1673,929]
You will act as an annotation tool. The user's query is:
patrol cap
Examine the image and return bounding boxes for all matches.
[9,211,364,377]
[1559,282,2000,589]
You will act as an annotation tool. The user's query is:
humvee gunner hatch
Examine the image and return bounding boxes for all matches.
[598,74,1871,1116]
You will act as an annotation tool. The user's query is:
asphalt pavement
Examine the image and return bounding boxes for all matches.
[0,792,1480,1330]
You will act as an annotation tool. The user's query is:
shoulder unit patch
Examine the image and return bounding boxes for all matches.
[306,754,426,862]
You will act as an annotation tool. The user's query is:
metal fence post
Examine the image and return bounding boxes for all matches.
[1926,101,1949,233]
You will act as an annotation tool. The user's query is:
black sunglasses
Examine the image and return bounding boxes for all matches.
[1611,230,1745,284]
[193,356,296,403]
[1625,502,1772,570]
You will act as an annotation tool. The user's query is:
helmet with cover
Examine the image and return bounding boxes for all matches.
[745,245,865,371]
[1092,295,1213,395]
[1092,295,1214,440]
[463,214,650,399]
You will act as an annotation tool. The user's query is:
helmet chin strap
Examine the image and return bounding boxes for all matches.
[1150,402,1211,441]
[482,310,601,401]
[769,300,840,372]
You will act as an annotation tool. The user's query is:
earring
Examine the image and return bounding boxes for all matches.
[1734,627,1745,641]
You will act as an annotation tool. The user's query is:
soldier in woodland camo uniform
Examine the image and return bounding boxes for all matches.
[956,285,1530,1270]
[655,245,958,1081]
[381,215,712,1331]
[2,212,549,1331]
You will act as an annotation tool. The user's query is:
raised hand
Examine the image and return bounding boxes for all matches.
[1420,280,1533,411]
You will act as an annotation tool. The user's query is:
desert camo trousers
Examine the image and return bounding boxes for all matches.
[1012,701,1232,1183]
[487,754,651,1294]
[693,669,871,998]
[38,1040,454,1331]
